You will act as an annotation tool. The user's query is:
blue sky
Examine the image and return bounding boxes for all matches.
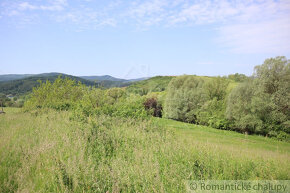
[0,0,289,79]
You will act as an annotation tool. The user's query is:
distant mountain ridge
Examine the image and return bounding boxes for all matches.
[80,75,149,82]
[0,74,33,82]
[0,73,96,96]
[0,73,149,82]
[0,73,149,95]
[80,75,126,82]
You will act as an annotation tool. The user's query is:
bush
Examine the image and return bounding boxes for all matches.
[144,97,162,117]
[227,73,248,82]
[24,76,85,111]
[71,88,107,121]
[71,88,149,121]
[197,98,229,130]
[109,94,149,119]
[106,87,125,104]
[23,77,148,120]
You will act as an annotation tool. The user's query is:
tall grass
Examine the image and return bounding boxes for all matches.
[0,108,289,192]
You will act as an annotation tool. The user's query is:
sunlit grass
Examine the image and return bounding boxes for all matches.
[0,108,289,192]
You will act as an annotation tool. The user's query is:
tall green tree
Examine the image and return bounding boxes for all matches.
[164,76,207,123]
[252,56,290,135]
[197,77,230,129]
[227,56,290,139]
[204,77,229,101]
[226,81,262,134]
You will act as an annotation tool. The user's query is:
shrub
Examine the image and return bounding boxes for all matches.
[227,73,248,82]
[106,87,125,104]
[72,88,149,121]
[144,97,162,117]
[110,94,149,119]
[24,77,148,119]
[197,98,229,130]
[24,76,85,111]
[71,88,107,121]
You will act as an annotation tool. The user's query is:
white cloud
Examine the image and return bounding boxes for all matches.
[126,0,290,54]
[9,0,67,12]
[218,17,290,54]
[18,2,37,10]
[126,0,168,27]
[53,6,117,31]
[1,0,289,54]
[127,0,242,26]
[0,0,68,27]
[129,0,166,18]
[215,0,290,54]
[7,10,20,16]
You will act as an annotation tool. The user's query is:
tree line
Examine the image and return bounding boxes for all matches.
[164,56,289,141]
[22,56,289,141]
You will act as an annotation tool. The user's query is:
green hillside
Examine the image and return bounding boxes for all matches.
[0,108,289,192]
[126,75,238,95]
[0,73,96,95]
[94,79,132,88]
[0,73,144,96]
[126,76,175,95]
[80,75,127,82]
[0,57,289,192]
[80,75,148,82]
[0,74,33,82]
[0,73,240,97]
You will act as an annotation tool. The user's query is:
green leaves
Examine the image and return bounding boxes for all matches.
[164,75,231,129]
[164,76,206,123]
[227,56,290,140]
[24,76,86,111]
[163,57,289,141]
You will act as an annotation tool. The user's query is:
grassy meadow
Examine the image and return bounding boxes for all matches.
[1,107,289,192]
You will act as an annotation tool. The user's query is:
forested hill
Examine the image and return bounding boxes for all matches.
[0,74,33,82]
[126,76,175,95]
[0,72,247,96]
[125,73,248,95]
[80,75,127,82]
[0,73,148,95]
[80,75,148,82]
[0,73,97,95]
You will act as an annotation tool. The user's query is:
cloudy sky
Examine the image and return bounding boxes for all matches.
[0,0,289,78]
